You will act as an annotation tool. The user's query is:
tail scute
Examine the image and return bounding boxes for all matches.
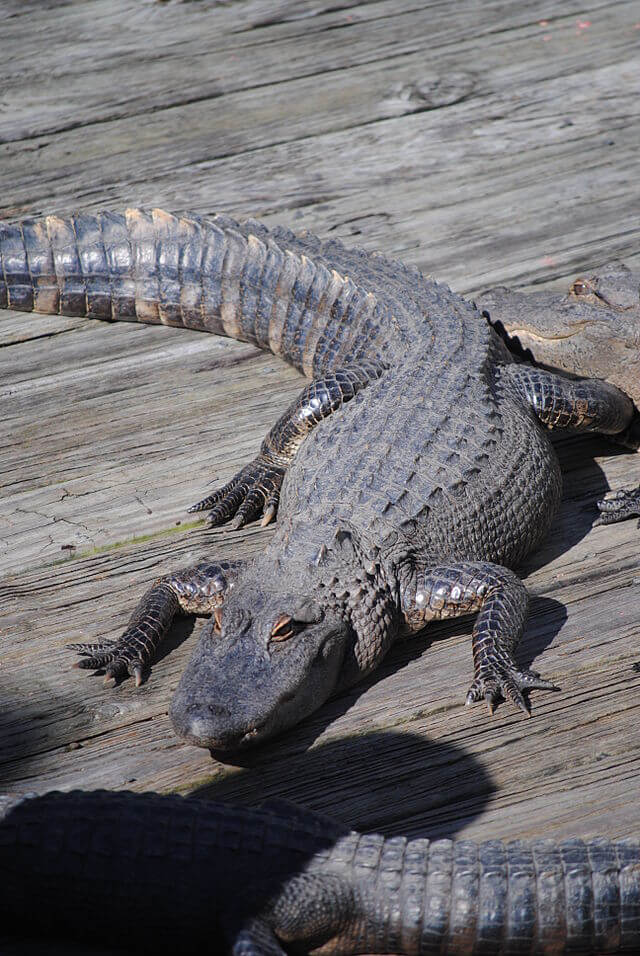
[0,221,35,312]
[0,207,390,375]
[72,212,115,319]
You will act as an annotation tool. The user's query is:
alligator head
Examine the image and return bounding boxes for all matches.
[169,554,349,751]
[476,262,640,407]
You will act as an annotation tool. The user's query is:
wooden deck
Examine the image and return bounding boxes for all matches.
[1,2,640,948]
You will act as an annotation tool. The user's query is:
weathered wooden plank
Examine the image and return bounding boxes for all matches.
[4,4,636,168]
[1,14,638,295]
[2,1,623,144]
[0,312,81,346]
[1,321,302,572]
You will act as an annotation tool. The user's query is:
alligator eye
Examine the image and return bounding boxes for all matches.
[213,607,223,634]
[570,278,592,297]
[270,613,296,642]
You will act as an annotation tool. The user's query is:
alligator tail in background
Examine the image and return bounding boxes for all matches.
[1,790,639,954]
[0,208,393,376]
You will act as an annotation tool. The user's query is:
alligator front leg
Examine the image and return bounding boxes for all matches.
[402,561,558,715]
[69,559,244,685]
[189,362,385,529]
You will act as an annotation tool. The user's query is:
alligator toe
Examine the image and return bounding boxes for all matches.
[188,457,284,529]
[594,485,640,527]
[466,665,559,717]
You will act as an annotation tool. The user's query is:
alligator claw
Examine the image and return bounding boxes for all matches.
[594,486,640,527]
[261,498,278,527]
[67,639,146,686]
[483,686,501,716]
[466,666,558,717]
[190,457,285,529]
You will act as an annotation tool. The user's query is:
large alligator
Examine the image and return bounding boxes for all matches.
[1,788,639,954]
[1,210,639,749]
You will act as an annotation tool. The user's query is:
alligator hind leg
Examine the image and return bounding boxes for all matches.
[401,561,558,715]
[504,363,635,436]
[189,362,385,529]
[68,559,244,685]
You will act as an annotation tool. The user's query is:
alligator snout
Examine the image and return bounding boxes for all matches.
[169,621,271,750]
[169,607,349,751]
[170,697,260,751]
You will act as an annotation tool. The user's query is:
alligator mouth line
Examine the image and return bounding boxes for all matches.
[238,725,261,746]
[497,323,588,342]
[206,723,263,754]
[488,316,588,365]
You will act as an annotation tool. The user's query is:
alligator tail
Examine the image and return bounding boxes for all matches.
[0,208,390,375]
[3,792,640,953]
[358,832,640,953]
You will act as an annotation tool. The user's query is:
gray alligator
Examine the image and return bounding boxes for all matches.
[2,789,640,954]
[1,210,639,749]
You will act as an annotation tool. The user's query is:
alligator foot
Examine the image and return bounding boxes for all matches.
[594,486,640,528]
[68,578,183,685]
[188,456,285,530]
[466,665,559,717]
[69,637,144,686]
[188,364,386,531]
[68,561,243,686]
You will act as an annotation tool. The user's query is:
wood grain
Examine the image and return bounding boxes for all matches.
[1,4,640,951]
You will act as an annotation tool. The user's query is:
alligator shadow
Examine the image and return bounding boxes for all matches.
[153,615,197,665]
[195,726,494,841]
[517,593,568,669]
[1,729,494,956]
[522,432,631,573]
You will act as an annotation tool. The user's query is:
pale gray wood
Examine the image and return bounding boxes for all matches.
[1,0,616,144]
[1,4,640,951]
[2,2,639,296]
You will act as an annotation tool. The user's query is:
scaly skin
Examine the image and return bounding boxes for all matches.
[1,210,638,748]
[1,790,639,955]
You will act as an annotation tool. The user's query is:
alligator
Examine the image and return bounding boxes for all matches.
[1,788,639,954]
[1,209,639,750]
